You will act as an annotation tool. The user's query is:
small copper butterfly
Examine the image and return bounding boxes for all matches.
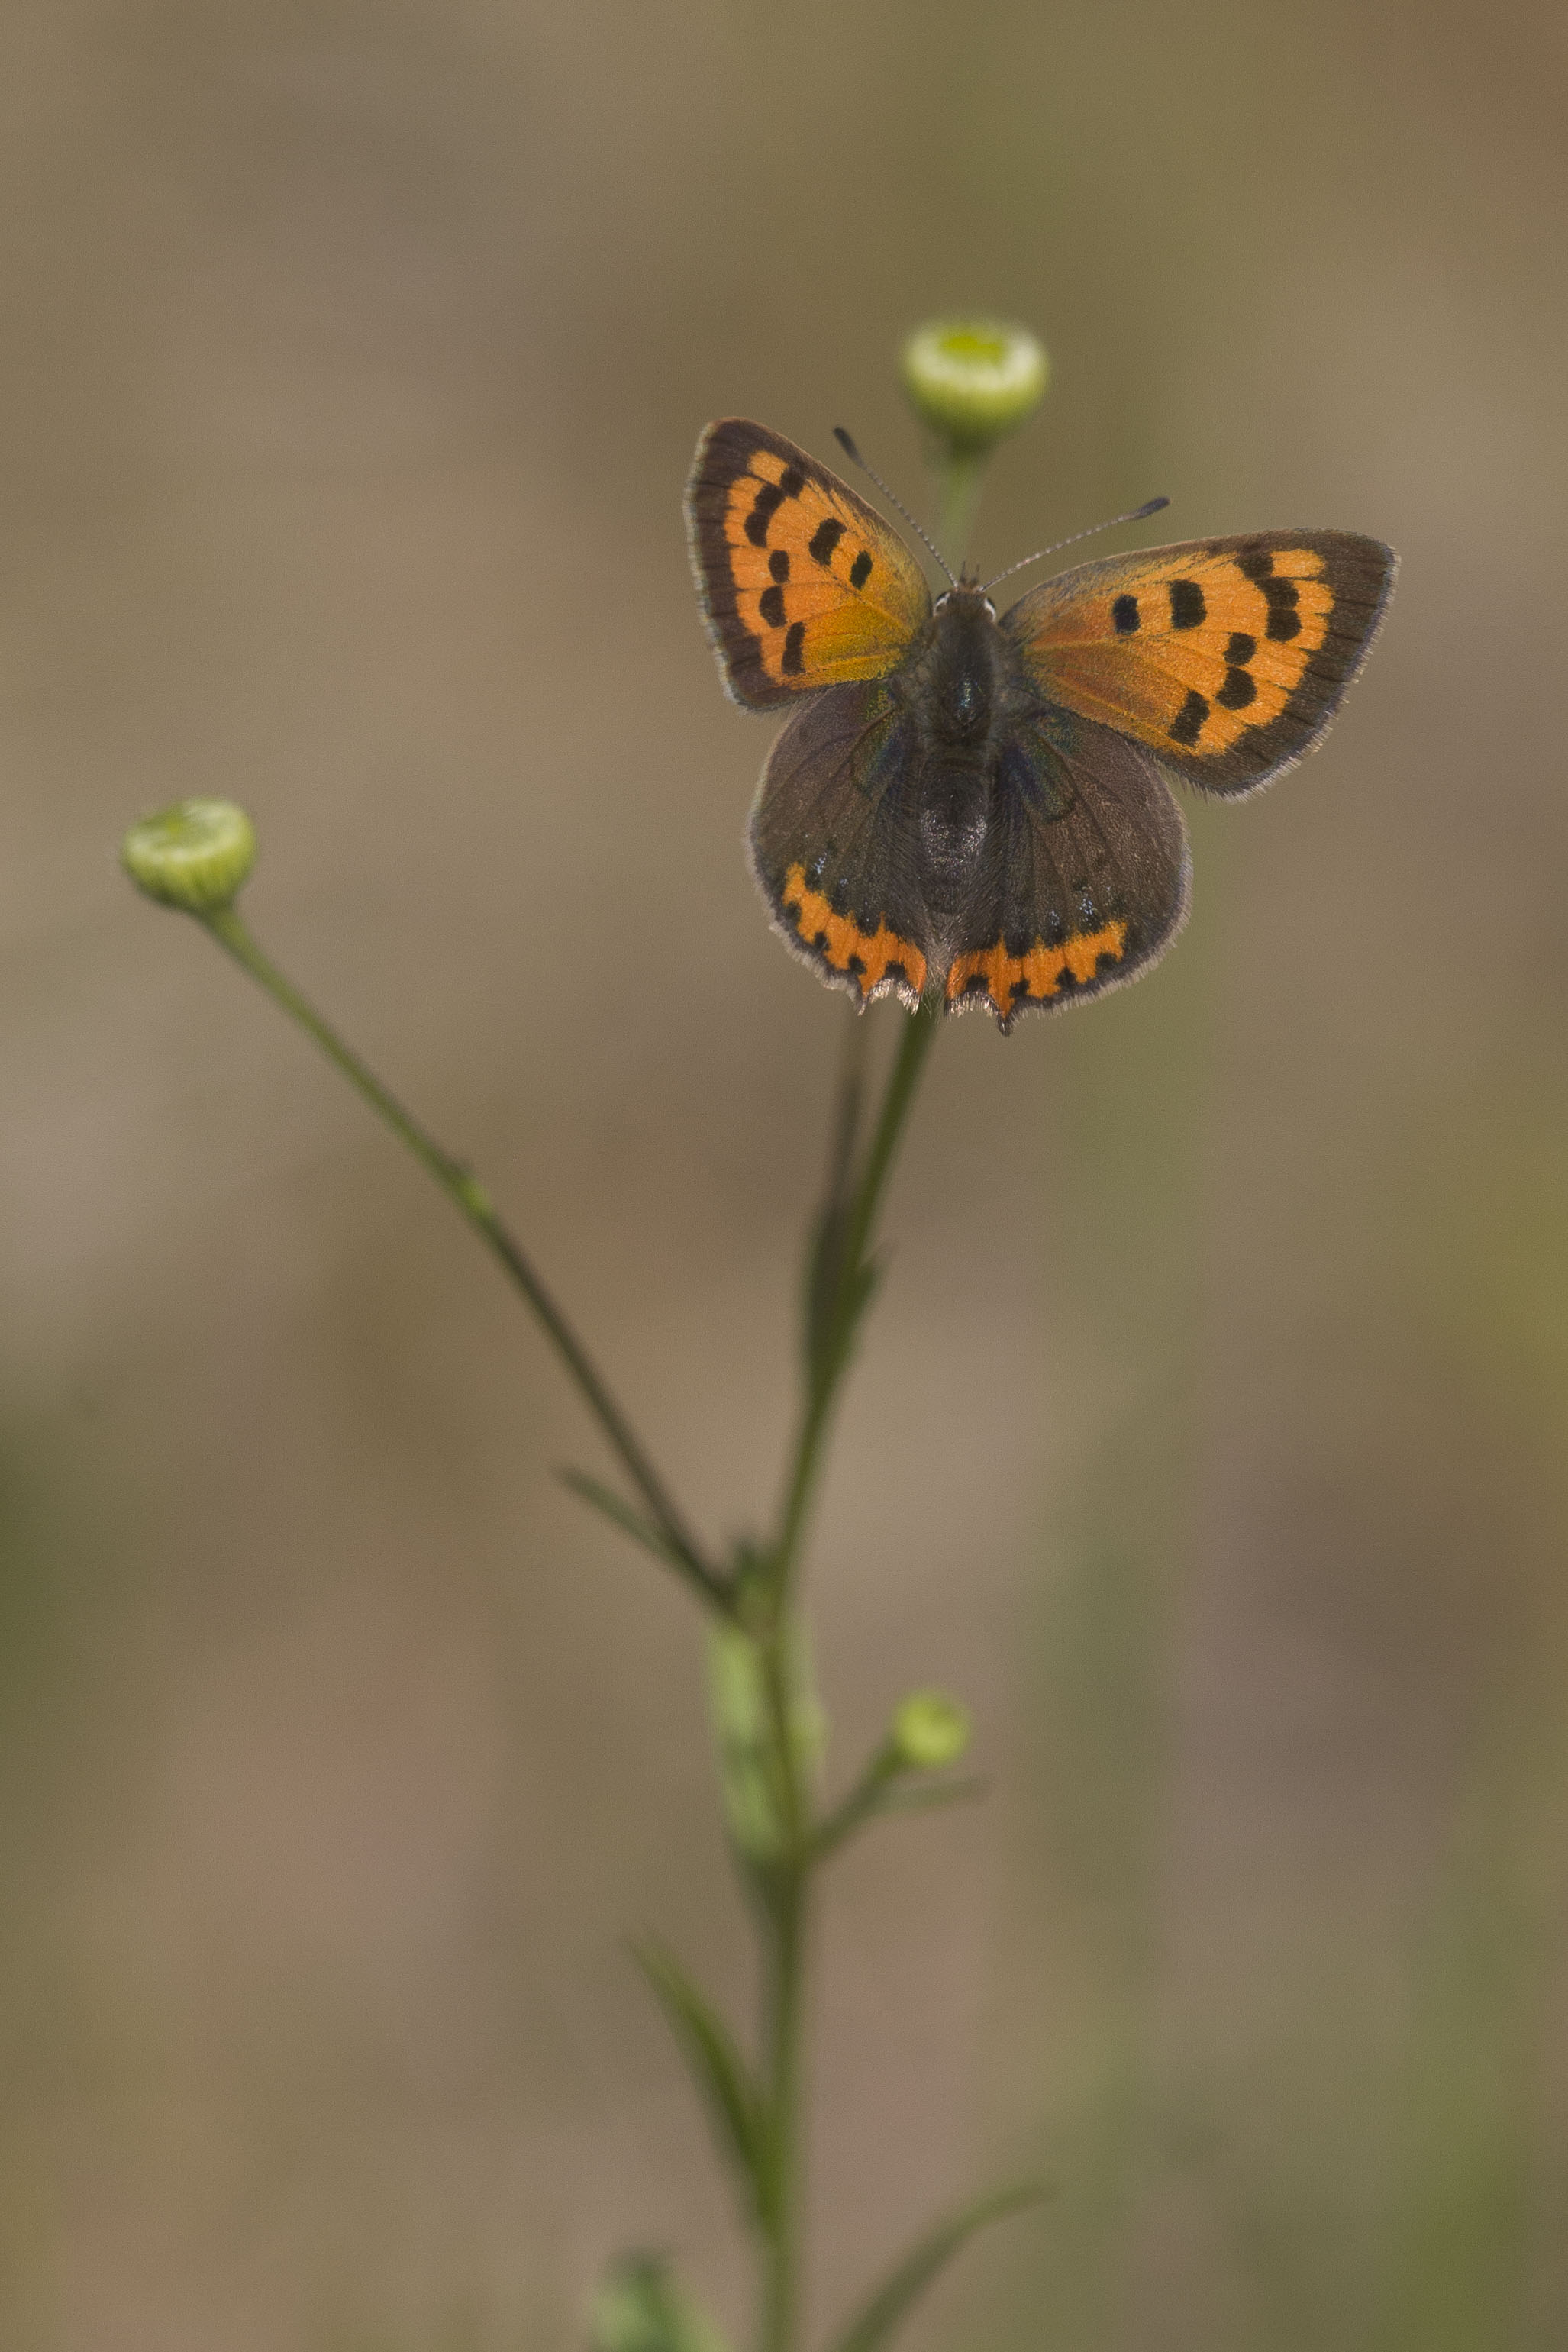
[686,419,1395,1031]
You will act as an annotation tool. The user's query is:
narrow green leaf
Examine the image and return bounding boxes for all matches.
[810,1251,884,1404]
[844,1252,882,1336]
[828,2180,1050,2352]
[560,1470,737,1618]
[634,1941,769,2221]
[559,1468,681,1565]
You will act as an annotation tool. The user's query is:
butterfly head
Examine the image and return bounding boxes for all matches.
[932,578,997,621]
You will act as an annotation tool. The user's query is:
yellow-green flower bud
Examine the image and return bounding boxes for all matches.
[900,318,1049,451]
[121,799,256,915]
[889,1688,971,1772]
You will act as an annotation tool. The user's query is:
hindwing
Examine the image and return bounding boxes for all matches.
[946,709,1192,1029]
[748,682,931,1008]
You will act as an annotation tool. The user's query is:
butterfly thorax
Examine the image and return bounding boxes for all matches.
[915,587,1007,744]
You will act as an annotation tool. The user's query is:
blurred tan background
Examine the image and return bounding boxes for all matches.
[2,2,1566,2346]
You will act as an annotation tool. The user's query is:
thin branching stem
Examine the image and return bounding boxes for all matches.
[825,999,869,1212]
[759,1844,806,2352]
[200,906,729,1615]
[138,369,1040,2352]
[771,998,940,1604]
[749,993,941,2352]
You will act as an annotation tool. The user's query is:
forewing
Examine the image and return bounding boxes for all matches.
[687,420,933,711]
[749,682,932,1009]
[946,709,1191,1030]
[1002,531,1395,796]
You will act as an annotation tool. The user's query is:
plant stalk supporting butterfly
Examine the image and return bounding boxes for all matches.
[178,925,1014,2352]
[120,339,1056,2352]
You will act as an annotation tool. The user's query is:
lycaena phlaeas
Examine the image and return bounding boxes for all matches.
[686,419,1395,1031]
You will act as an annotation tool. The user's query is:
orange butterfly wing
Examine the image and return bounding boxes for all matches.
[686,420,932,711]
[1002,531,1395,795]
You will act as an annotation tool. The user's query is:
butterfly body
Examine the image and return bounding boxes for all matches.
[841,587,1069,933]
[687,418,1395,1031]
[889,589,1018,901]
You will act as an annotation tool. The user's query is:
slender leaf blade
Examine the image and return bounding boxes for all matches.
[828,2180,1050,2352]
[634,1941,770,2221]
[560,1467,679,1565]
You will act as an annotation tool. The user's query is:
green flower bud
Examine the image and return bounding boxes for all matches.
[889,1688,971,1772]
[900,318,1049,451]
[589,2254,729,2352]
[121,799,256,915]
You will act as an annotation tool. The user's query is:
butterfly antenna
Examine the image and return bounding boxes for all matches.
[833,427,957,587]
[982,497,1170,595]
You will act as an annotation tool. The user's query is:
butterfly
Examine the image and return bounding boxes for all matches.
[685,418,1396,1031]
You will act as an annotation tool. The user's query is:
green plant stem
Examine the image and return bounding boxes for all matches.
[771,999,940,1601]
[825,1001,869,1212]
[812,1760,988,1865]
[199,905,728,1614]
[934,445,991,573]
[760,1845,806,2352]
[747,997,940,2352]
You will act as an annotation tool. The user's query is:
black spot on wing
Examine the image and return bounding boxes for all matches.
[1225,631,1256,664]
[1169,579,1205,629]
[850,550,873,591]
[782,621,807,676]
[1169,689,1209,747]
[769,549,790,583]
[1215,667,1257,709]
[1263,577,1302,640]
[745,481,786,546]
[760,584,786,629]
[1112,594,1140,634]
[808,518,844,566]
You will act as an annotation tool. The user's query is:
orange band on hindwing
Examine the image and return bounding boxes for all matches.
[779,863,928,999]
[946,921,1128,1020]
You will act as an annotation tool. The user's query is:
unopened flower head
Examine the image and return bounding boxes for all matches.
[901,318,1049,452]
[121,799,256,915]
[889,1687,971,1772]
